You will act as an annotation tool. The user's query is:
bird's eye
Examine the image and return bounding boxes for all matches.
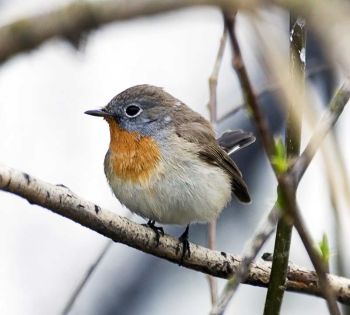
[125,104,142,118]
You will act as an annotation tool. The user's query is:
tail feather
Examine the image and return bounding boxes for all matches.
[217,129,256,155]
[232,177,251,203]
[217,129,255,203]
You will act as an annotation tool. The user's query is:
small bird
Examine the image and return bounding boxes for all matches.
[85,85,255,260]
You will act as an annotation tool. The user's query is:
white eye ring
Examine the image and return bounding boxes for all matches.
[124,104,143,118]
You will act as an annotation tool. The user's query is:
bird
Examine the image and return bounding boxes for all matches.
[85,84,255,261]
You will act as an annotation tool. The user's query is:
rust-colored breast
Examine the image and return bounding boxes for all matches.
[106,118,161,184]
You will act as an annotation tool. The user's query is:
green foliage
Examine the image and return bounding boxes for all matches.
[272,137,288,174]
[317,233,330,266]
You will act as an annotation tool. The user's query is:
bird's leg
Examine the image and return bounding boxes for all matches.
[142,220,164,246]
[178,224,191,264]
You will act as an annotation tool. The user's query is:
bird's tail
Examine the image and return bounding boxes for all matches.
[217,129,255,155]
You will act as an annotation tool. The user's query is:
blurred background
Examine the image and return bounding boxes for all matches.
[0,1,349,314]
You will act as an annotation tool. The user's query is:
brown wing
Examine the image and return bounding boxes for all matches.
[173,108,251,203]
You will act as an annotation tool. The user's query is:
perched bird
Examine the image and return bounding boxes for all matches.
[85,85,255,260]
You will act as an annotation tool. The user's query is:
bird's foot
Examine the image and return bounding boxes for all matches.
[177,225,191,265]
[142,220,164,246]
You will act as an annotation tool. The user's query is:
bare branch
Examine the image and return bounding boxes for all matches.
[0,0,244,64]
[210,205,279,315]
[1,164,350,304]
[1,0,350,71]
[291,81,350,183]
[264,15,306,315]
[281,177,341,315]
[223,11,275,158]
[210,12,280,315]
[215,11,348,315]
[62,240,113,315]
[208,28,227,123]
[206,25,227,306]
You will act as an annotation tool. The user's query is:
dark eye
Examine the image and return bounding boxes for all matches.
[125,104,142,118]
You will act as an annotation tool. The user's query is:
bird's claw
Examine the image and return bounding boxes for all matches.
[177,225,191,265]
[143,220,164,246]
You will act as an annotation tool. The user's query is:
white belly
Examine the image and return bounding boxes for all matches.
[104,148,232,225]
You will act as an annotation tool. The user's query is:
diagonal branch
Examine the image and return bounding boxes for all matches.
[1,163,350,304]
[213,11,350,315]
[211,12,280,315]
[211,80,350,315]
[291,81,350,183]
[210,205,279,315]
[223,11,275,158]
[62,240,113,315]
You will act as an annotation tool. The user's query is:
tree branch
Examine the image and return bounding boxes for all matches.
[291,81,350,183]
[211,12,280,315]
[1,163,350,304]
[0,0,244,64]
[62,240,113,315]
[214,11,349,315]
[210,205,279,315]
[264,15,306,315]
[206,25,227,306]
[223,11,275,158]
[1,0,350,70]
[210,78,350,312]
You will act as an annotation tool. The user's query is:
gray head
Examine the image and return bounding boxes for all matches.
[85,85,182,137]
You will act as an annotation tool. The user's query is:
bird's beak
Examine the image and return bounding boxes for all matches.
[84,108,113,117]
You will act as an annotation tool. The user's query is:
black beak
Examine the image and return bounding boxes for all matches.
[84,108,113,117]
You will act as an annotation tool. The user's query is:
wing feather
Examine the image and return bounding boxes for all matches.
[173,110,251,203]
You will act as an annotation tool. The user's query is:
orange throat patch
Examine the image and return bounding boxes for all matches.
[106,118,161,184]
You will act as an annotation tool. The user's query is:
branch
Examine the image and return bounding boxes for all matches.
[291,81,350,183]
[62,240,113,315]
[210,205,279,315]
[0,0,246,64]
[280,176,341,315]
[206,26,227,305]
[208,28,227,123]
[1,164,350,304]
[1,0,350,71]
[223,11,275,158]
[211,12,281,315]
[264,15,306,315]
[215,11,348,315]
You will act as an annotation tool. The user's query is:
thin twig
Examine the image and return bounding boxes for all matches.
[291,81,350,183]
[211,82,350,311]
[211,12,280,315]
[223,11,275,158]
[244,11,345,314]
[284,185,341,315]
[217,63,330,123]
[322,133,350,315]
[62,240,113,315]
[263,15,306,315]
[2,164,350,303]
[211,12,281,315]
[206,25,227,306]
[210,205,279,315]
[249,13,348,312]
[208,28,227,123]
[213,11,349,315]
